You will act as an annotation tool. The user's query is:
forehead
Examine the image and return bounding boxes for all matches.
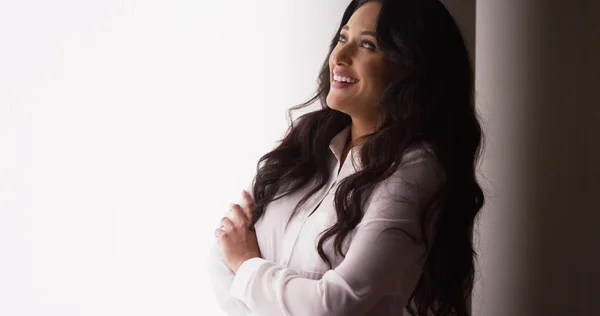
[347,2,381,30]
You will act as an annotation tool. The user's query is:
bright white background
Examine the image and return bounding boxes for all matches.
[0,0,349,315]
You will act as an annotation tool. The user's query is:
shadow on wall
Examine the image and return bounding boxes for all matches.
[473,0,600,315]
[522,2,599,315]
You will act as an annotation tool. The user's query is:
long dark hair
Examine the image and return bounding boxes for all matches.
[248,0,484,315]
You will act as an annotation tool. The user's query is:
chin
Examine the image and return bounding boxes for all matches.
[325,95,340,110]
[326,96,351,114]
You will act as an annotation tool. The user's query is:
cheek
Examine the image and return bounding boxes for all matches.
[361,66,388,95]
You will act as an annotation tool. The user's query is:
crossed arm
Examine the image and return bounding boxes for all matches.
[207,153,443,316]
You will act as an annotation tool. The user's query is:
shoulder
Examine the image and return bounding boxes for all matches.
[358,144,446,231]
[371,143,446,205]
[393,143,445,186]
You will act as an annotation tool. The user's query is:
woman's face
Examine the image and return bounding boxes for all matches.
[326,2,391,119]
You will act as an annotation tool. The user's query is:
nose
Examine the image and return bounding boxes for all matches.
[332,43,354,67]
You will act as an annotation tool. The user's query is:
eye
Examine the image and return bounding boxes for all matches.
[361,40,377,51]
[337,34,377,51]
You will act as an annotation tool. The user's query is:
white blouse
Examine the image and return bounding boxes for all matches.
[207,125,445,316]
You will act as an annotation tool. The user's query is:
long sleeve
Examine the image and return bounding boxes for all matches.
[207,240,253,316]
[206,180,257,316]
[229,153,445,316]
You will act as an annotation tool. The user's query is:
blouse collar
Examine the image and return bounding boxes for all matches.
[328,125,364,172]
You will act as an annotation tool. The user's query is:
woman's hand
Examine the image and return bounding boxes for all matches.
[215,190,261,274]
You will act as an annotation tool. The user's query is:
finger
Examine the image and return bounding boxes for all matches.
[242,190,254,205]
[229,203,247,225]
[219,216,234,231]
[214,227,225,238]
[241,190,254,220]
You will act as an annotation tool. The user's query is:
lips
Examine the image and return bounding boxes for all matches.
[333,69,359,81]
[331,80,357,89]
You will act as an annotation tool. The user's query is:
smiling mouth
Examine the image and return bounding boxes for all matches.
[333,74,359,84]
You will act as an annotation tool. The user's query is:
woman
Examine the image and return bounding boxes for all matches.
[208,0,484,315]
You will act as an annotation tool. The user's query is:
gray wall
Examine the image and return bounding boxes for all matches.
[474,1,600,315]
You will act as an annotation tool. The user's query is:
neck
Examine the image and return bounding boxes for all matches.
[348,119,378,147]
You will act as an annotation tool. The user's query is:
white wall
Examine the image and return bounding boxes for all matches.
[0,0,349,315]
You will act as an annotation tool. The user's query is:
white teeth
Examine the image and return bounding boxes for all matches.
[333,75,358,83]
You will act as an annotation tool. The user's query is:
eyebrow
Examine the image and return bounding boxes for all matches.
[341,25,376,38]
